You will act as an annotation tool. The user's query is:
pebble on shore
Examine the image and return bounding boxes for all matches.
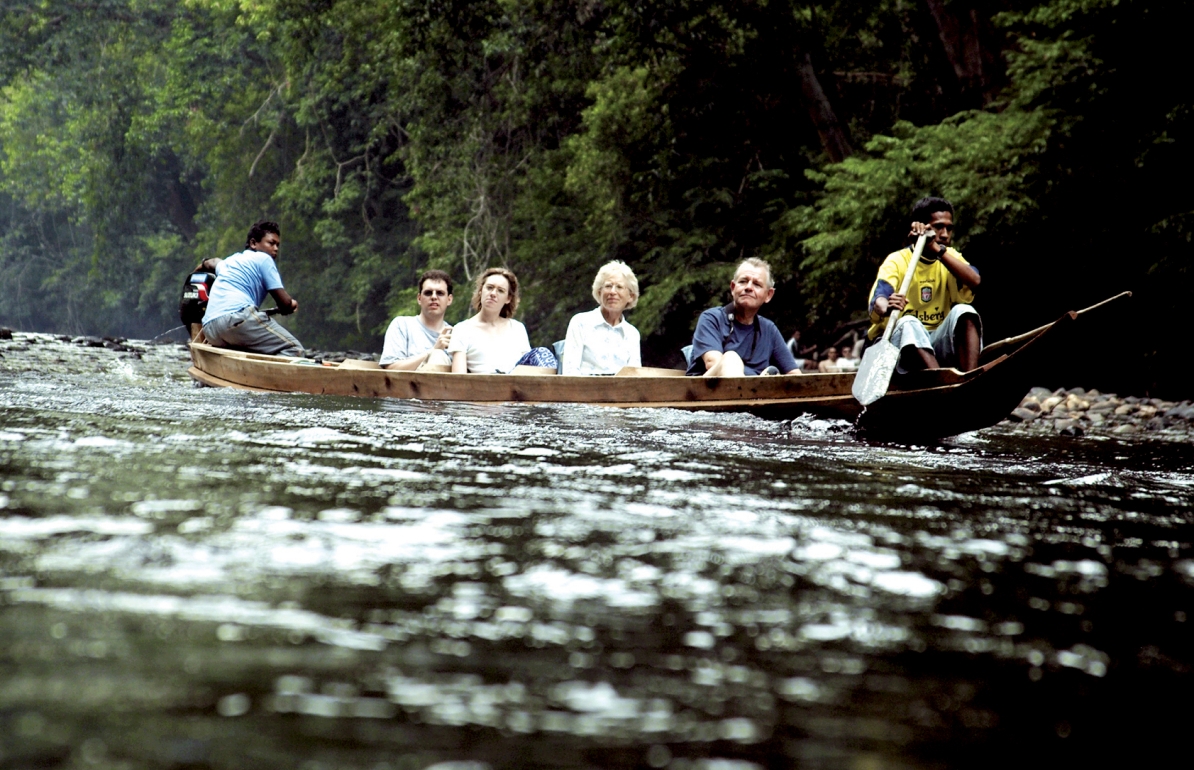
[1008,386,1194,437]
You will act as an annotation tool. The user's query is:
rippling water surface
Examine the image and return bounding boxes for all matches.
[2,334,1192,769]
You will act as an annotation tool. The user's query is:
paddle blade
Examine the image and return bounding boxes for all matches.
[852,340,900,405]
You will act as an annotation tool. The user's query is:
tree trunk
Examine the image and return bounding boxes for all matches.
[796,52,853,163]
[923,0,1002,105]
[163,178,199,242]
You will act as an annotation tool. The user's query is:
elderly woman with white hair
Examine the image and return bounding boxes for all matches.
[561,261,642,375]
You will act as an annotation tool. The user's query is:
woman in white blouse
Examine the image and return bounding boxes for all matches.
[448,263,561,372]
[561,261,642,375]
[448,267,536,373]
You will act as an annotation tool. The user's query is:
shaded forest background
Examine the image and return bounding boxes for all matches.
[1,0,1190,395]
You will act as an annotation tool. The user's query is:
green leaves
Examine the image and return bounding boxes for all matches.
[1,0,1190,395]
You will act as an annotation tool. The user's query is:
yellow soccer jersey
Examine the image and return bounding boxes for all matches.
[866,247,976,340]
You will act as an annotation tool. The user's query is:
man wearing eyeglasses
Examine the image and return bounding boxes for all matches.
[380,269,455,370]
[866,196,982,372]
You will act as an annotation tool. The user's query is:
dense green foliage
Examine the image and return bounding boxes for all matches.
[1,0,1190,392]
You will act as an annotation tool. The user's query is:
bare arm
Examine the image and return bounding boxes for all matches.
[701,350,724,371]
[269,288,297,315]
[451,350,468,373]
[873,293,908,315]
[383,327,452,370]
[941,250,980,289]
[384,351,433,371]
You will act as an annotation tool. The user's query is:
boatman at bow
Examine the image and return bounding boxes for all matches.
[866,196,982,372]
[687,258,801,377]
[379,269,454,370]
[200,220,304,357]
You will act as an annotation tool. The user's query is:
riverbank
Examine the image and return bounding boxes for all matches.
[3,329,1192,438]
[1009,386,1194,438]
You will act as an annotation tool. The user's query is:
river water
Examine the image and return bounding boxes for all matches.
[2,333,1192,769]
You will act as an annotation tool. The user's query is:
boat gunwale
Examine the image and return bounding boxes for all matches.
[187,292,1131,429]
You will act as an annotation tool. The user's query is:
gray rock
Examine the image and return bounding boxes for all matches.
[1011,408,1039,422]
[1040,395,1064,414]
[1020,397,1042,412]
[1027,386,1054,399]
[1113,424,1139,434]
[1171,406,1194,421]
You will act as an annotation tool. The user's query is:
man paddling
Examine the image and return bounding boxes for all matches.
[379,269,454,370]
[687,258,801,377]
[866,197,982,372]
[200,220,303,357]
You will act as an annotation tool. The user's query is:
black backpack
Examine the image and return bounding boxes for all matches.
[179,268,217,325]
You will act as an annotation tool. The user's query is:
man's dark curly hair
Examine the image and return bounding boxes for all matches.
[245,220,281,250]
[910,197,954,224]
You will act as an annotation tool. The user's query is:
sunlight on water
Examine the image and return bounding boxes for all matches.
[2,333,1194,767]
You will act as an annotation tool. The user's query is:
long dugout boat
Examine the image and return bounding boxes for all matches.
[188,293,1129,440]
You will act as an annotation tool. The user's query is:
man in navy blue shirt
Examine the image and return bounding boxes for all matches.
[686,258,801,377]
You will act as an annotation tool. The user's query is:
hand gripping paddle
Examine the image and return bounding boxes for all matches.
[852,233,930,406]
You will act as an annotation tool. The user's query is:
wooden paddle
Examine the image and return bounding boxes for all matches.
[852,233,930,406]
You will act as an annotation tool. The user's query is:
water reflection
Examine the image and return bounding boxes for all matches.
[1,334,1193,766]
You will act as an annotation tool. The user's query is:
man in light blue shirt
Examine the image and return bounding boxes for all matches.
[200,220,303,357]
[379,269,454,370]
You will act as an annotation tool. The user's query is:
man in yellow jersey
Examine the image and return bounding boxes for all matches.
[866,196,982,372]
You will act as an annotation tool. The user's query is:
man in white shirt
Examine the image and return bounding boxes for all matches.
[379,270,455,370]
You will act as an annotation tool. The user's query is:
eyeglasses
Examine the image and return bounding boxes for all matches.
[601,283,628,293]
[421,289,448,297]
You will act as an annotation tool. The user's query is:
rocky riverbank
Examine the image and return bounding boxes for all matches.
[1008,386,1194,437]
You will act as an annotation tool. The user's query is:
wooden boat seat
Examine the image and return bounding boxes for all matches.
[615,366,686,377]
[338,359,381,370]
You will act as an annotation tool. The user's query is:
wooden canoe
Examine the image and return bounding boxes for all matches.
[188,292,1129,439]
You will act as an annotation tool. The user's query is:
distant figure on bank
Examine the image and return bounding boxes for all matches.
[379,269,454,370]
[448,267,557,373]
[866,196,982,372]
[836,345,858,371]
[817,347,840,373]
[687,258,801,377]
[201,220,303,357]
[785,329,815,371]
[562,261,642,375]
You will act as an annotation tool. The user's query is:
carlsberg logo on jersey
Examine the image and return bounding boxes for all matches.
[911,308,946,324]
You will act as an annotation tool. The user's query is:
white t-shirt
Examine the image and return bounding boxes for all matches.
[379,315,449,366]
[446,315,531,373]
[561,307,641,375]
